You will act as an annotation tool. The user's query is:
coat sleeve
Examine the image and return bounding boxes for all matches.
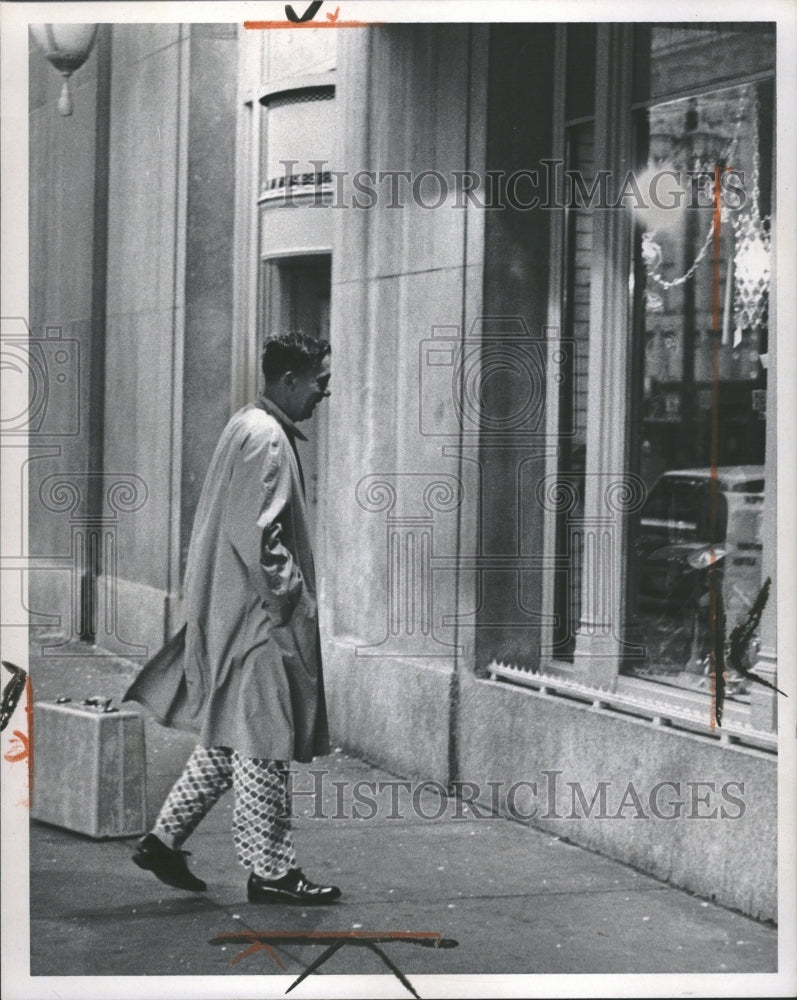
[225,423,303,624]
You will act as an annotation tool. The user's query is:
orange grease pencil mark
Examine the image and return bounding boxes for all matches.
[214,930,450,943]
[210,931,457,1000]
[230,941,286,968]
[3,676,33,806]
[244,19,378,28]
[712,167,723,331]
[26,676,34,792]
[245,3,376,31]
[708,165,724,730]
[4,729,29,763]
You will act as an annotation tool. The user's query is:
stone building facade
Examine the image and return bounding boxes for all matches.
[25,21,778,919]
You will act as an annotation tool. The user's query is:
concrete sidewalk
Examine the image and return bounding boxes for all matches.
[26,640,777,989]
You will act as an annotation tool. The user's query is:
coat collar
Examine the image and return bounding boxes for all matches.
[255,393,308,442]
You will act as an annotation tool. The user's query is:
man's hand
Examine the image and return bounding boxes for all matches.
[261,521,304,624]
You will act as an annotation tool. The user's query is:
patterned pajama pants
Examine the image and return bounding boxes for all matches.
[151,745,296,879]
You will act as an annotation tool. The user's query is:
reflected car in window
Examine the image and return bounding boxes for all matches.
[635,466,765,621]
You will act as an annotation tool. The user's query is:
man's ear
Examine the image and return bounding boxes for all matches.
[281,370,297,389]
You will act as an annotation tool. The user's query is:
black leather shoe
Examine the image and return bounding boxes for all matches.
[132,833,207,892]
[247,868,341,905]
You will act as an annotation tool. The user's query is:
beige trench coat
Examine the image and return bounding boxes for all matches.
[124,397,330,762]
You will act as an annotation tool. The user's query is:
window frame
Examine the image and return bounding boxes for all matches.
[531,22,778,741]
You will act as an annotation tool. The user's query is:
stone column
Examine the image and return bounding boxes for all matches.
[572,24,636,688]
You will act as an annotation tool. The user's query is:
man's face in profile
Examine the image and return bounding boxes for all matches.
[286,354,331,422]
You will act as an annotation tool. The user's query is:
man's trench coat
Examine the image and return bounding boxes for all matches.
[124,397,330,763]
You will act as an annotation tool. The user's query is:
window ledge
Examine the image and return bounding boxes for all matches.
[486,659,776,754]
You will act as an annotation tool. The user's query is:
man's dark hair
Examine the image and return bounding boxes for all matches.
[261,331,331,383]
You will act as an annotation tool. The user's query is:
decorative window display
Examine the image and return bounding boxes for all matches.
[623,78,773,703]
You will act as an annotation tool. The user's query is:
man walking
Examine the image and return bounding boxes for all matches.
[124,332,338,904]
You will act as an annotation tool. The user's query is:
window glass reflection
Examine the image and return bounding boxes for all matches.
[624,78,773,702]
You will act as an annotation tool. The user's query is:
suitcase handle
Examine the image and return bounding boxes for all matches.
[82,697,119,713]
[52,696,119,713]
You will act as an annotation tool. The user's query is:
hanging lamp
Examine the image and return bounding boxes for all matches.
[30,24,98,116]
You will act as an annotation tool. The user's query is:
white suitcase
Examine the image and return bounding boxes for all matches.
[32,699,147,838]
